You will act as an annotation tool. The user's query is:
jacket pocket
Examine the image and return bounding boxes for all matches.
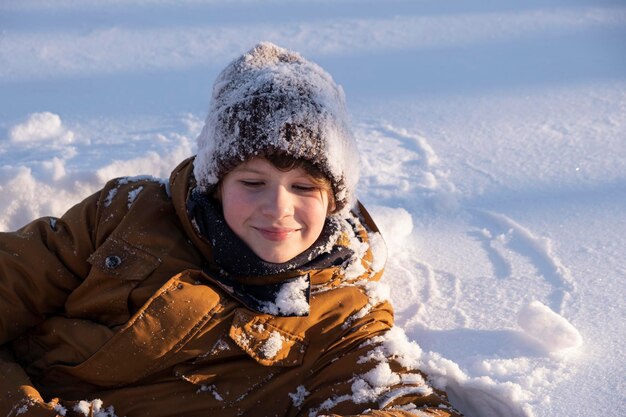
[229,309,307,367]
[65,237,161,326]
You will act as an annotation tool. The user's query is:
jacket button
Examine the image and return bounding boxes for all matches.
[104,255,122,269]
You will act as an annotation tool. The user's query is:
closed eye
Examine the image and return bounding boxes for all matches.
[240,180,264,188]
[292,184,318,192]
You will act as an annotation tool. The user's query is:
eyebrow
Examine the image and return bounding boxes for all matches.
[232,167,265,174]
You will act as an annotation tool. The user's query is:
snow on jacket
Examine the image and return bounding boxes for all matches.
[0,158,461,417]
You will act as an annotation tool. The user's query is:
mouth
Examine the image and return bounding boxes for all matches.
[254,227,298,241]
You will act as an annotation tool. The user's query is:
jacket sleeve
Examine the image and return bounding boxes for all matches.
[0,347,65,417]
[297,300,463,417]
[0,191,102,416]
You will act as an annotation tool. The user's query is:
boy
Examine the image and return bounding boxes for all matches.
[0,42,462,417]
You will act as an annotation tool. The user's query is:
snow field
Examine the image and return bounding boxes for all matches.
[1,1,625,416]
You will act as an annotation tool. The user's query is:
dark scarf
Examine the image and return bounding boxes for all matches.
[187,191,353,316]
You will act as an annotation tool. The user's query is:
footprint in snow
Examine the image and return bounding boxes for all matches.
[470,209,576,314]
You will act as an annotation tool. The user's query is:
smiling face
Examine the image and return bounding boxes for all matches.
[219,157,333,263]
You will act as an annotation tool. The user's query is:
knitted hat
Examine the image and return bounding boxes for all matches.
[193,42,359,216]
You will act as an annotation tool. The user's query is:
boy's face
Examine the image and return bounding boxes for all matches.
[220,157,331,264]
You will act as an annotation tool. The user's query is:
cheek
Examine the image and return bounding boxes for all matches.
[221,189,251,231]
[301,201,329,233]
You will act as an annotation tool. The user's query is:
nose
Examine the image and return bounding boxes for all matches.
[260,185,294,219]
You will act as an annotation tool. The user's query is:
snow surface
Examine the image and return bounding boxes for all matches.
[1,1,624,416]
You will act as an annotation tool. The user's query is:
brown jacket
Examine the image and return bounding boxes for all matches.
[0,158,461,417]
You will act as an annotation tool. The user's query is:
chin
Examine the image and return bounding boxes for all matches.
[261,255,292,264]
[257,251,296,264]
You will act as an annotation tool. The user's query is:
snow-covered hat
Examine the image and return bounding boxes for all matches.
[193,42,359,215]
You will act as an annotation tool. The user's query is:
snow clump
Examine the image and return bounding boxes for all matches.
[289,385,310,408]
[261,331,284,359]
[260,275,310,316]
[517,301,583,352]
[9,112,74,144]
[73,399,118,417]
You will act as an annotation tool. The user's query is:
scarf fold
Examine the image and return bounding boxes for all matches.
[187,191,353,316]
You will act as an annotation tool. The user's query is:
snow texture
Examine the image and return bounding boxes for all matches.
[9,112,74,144]
[126,186,143,208]
[197,384,224,401]
[261,331,284,359]
[73,399,118,417]
[15,405,28,415]
[53,404,68,416]
[259,275,310,316]
[517,301,583,352]
[289,385,310,408]
[1,1,625,416]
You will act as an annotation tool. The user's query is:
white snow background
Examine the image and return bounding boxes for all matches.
[1,0,625,416]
